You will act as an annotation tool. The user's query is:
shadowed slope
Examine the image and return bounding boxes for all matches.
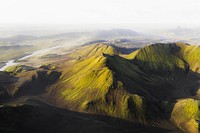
[0,102,179,133]
[0,72,18,101]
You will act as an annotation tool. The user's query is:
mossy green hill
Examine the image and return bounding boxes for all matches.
[129,43,200,75]
[47,43,200,130]
[1,42,200,133]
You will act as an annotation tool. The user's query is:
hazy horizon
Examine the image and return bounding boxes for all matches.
[1,0,200,37]
[0,23,200,38]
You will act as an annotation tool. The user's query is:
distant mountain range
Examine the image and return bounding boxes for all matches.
[93,29,141,38]
[2,27,200,46]
[0,29,149,44]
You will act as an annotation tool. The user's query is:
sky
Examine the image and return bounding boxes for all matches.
[0,0,200,26]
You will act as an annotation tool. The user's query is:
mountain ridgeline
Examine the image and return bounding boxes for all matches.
[1,43,200,133]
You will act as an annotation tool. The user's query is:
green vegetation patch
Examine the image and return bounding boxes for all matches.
[134,43,186,76]
[39,64,57,70]
[176,42,200,73]
[70,43,118,59]
[4,65,35,74]
[171,99,200,133]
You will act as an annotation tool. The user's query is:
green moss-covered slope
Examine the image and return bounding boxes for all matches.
[171,99,200,133]
[1,43,200,133]
[176,42,200,72]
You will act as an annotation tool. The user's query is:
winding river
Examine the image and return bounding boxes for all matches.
[0,46,63,71]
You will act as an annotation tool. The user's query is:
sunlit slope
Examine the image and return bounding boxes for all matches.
[48,44,141,120]
[46,43,171,123]
[128,43,200,75]
[171,99,200,133]
[176,42,200,72]
[70,43,117,58]
[130,43,187,77]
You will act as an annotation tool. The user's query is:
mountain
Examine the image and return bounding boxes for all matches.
[93,29,140,39]
[157,27,200,45]
[0,35,37,44]
[0,29,141,44]
[0,42,200,133]
[168,27,200,37]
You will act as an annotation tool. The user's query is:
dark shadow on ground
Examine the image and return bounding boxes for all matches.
[15,70,61,97]
[0,98,180,133]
